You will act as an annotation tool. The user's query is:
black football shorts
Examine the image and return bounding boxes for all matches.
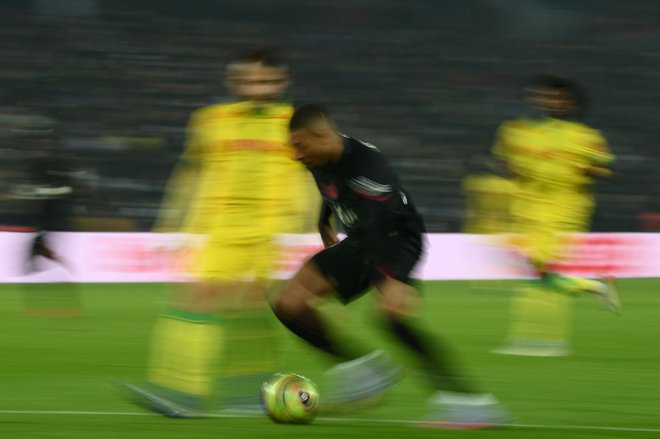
[311,233,424,303]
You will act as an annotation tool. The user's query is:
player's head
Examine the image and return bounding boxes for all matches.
[523,74,586,119]
[225,47,290,102]
[289,104,342,168]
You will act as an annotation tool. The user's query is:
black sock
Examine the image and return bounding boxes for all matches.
[272,303,353,361]
[385,315,478,394]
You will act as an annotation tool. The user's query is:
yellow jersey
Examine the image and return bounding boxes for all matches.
[492,117,614,192]
[179,100,314,238]
[462,173,516,234]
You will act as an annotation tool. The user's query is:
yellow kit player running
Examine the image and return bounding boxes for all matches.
[461,157,517,292]
[491,75,621,357]
[124,48,316,416]
[462,157,515,236]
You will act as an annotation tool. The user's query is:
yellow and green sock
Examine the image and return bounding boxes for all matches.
[147,309,222,402]
[541,272,604,296]
[216,310,279,407]
[507,283,571,347]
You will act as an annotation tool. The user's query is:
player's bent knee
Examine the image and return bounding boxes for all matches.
[271,260,335,318]
[377,279,419,318]
[271,280,312,317]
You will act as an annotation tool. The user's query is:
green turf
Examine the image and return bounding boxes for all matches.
[0,280,659,438]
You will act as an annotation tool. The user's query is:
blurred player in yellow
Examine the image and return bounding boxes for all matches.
[491,75,621,357]
[124,48,316,416]
[461,157,517,292]
[462,157,515,236]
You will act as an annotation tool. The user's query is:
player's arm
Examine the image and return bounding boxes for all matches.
[318,200,339,248]
[581,130,615,179]
[584,163,612,178]
[490,121,516,177]
[153,113,203,232]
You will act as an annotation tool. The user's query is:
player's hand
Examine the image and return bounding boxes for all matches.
[583,165,612,178]
[319,225,339,248]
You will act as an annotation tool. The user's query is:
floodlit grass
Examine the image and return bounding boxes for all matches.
[0,280,658,438]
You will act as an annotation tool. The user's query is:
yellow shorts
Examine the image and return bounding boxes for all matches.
[191,238,276,281]
[181,202,311,281]
[509,228,571,263]
[511,188,594,264]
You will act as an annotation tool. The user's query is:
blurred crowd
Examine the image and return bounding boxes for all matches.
[1,0,660,232]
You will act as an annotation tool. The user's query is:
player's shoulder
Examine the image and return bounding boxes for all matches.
[560,119,606,142]
[187,102,226,126]
[191,100,245,119]
[344,134,383,157]
[345,135,392,171]
[192,100,294,121]
[268,100,295,117]
[565,119,602,133]
[342,135,396,183]
[498,117,535,132]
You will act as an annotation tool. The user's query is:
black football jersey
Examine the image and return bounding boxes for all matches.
[311,134,425,243]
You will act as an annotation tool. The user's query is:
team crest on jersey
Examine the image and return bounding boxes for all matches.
[321,183,338,200]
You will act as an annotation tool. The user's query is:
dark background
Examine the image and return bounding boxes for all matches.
[1,0,658,232]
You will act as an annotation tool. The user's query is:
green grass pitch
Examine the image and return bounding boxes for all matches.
[0,279,659,438]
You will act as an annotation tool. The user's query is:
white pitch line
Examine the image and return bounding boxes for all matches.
[324,417,660,433]
[0,410,251,418]
[505,424,660,434]
[0,410,153,417]
[0,410,659,434]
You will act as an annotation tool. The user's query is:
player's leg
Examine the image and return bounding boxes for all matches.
[131,240,257,416]
[270,258,349,359]
[535,263,620,313]
[271,242,399,406]
[529,226,620,313]
[142,287,222,415]
[533,246,621,313]
[374,276,507,428]
[124,279,222,417]
[495,222,574,356]
[539,195,621,312]
[215,240,281,412]
[493,282,572,356]
[376,277,476,393]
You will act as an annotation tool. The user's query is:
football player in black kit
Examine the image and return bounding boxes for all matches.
[271,104,508,428]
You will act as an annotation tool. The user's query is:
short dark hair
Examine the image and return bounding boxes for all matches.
[289,104,330,131]
[230,47,289,69]
[524,74,587,114]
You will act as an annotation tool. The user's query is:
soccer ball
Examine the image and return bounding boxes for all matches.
[261,373,320,424]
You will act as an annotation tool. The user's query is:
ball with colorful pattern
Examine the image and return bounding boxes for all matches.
[261,373,320,424]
